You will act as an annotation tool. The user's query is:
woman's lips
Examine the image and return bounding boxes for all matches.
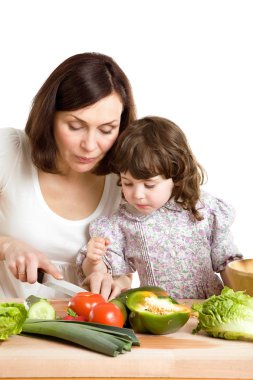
[77,156,97,164]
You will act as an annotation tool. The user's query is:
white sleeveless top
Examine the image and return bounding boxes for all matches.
[0,128,121,298]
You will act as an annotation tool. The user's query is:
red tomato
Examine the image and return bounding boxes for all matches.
[68,292,104,321]
[88,302,125,328]
[63,315,86,321]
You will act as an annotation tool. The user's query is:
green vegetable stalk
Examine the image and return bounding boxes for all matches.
[22,319,140,357]
[0,302,27,340]
[192,287,253,341]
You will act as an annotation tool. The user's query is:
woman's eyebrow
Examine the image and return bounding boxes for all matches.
[98,120,119,127]
[69,115,119,127]
[69,115,87,124]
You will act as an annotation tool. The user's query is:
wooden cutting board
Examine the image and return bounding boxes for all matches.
[1,299,253,379]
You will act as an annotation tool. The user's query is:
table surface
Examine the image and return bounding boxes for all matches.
[1,298,253,380]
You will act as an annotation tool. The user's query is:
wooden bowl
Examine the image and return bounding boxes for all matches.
[227,259,253,296]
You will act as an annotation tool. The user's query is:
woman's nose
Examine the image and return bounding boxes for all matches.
[80,131,97,151]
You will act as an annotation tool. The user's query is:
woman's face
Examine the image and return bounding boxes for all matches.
[54,92,123,174]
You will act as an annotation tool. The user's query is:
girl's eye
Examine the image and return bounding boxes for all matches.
[122,182,133,187]
[145,184,155,189]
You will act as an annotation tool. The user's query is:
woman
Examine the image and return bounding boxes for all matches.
[0,52,136,299]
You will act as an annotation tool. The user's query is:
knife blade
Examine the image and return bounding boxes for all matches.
[37,269,87,296]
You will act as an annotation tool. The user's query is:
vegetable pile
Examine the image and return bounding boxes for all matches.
[64,286,190,335]
[192,287,253,341]
[22,292,139,356]
[3,285,253,360]
[0,285,191,355]
[0,292,139,356]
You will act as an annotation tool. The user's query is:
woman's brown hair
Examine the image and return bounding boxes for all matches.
[25,52,136,174]
[110,116,206,221]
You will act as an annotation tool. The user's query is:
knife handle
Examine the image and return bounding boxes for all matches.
[37,268,45,283]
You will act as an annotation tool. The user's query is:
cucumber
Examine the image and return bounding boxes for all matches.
[26,295,56,320]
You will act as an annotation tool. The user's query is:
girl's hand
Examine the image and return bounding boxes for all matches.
[83,272,122,301]
[83,273,132,301]
[86,237,110,265]
[2,237,63,283]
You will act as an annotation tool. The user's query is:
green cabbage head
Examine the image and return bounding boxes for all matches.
[192,287,253,341]
[0,302,27,340]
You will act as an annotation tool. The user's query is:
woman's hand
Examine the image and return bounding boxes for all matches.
[1,237,63,283]
[83,272,132,301]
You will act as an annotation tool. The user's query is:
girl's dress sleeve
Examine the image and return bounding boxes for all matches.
[76,215,136,285]
[210,197,243,272]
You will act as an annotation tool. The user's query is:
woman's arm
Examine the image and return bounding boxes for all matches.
[0,236,10,261]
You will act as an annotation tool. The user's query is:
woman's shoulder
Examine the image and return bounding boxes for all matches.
[106,172,119,188]
[0,128,30,162]
[0,128,31,191]
[97,173,122,215]
[0,127,25,149]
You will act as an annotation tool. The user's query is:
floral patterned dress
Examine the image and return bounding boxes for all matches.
[76,191,242,299]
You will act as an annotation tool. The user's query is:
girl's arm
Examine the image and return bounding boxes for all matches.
[81,237,109,276]
[77,235,133,300]
[77,214,135,300]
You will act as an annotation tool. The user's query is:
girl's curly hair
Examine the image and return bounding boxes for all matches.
[110,116,207,221]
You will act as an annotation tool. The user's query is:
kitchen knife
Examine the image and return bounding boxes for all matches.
[37,269,87,296]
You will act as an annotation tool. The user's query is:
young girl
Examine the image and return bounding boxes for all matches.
[76,116,242,299]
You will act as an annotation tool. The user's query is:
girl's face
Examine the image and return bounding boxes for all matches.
[53,92,123,174]
[121,171,174,215]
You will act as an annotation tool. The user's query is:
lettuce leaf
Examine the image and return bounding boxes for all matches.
[192,287,253,341]
[0,302,27,340]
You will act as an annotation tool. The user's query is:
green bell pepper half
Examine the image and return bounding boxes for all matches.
[112,286,170,327]
[126,290,190,335]
[115,285,169,305]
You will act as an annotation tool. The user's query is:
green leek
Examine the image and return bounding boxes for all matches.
[21,319,139,357]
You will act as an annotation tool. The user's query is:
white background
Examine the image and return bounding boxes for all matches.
[0,0,252,260]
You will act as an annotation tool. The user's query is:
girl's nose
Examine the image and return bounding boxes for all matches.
[133,186,144,199]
